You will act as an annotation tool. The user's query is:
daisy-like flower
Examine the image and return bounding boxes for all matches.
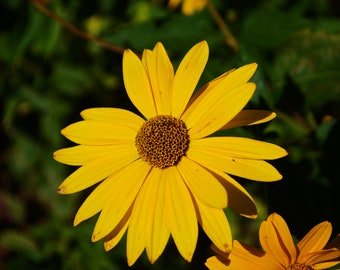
[168,0,208,15]
[206,213,340,270]
[54,41,287,266]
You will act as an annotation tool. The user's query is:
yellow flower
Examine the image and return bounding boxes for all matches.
[54,41,287,266]
[168,0,208,15]
[206,213,340,270]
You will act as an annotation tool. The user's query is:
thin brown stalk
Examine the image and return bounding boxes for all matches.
[30,0,125,55]
[206,0,239,52]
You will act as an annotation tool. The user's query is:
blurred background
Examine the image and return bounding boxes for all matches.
[1,0,339,269]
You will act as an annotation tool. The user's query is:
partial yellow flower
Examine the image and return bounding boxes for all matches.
[206,213,340,270]
[168,0,208,15]
[54,41,287,266]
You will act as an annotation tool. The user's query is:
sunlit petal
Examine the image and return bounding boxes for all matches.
[187,63,256,111]
[297,221,332,261]
[61,121,136,145]
[58,151,138,194]
[195,199,232,252]
[91,160,150,242]
[187,146,283,181]
[126,167,170,266]
[182,63,257,138]
[172,41,208,118]
[54,143,137,166]
[178,157,227,208]
[123,49,157,118]
[74,167,136,226]
[266,213,297,264]
[104,208,131,251]
[146,169,170,263]
[166,166,198,261]
[127,169,160,266]
[205,241,284,270]
[259,216,291,266]
[190,137,287,160]
[304,249,340,267]
[81,108,144,130]
[184,83,256,139]
[142,43,174,115]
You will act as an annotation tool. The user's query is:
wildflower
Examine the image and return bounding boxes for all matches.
[54,41,287,265]
[168,0,208,15]
[206,213,340,270]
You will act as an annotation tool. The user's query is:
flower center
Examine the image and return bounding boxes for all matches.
[287,263,314,270]
[135,115,189,169]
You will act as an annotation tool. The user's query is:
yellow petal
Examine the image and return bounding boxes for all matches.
[187,145,283,181]
[127,170,158,266]
[165,166,198,261]
[81,108,144,130]
[221,110,276,130]
[304,249,340,268]
[205,256,230,270]
[73,170,134,226]
[91,160,150,242]
[127,167,170,266]
[266,213,297,264]
[190,137,287,160]
[314,261,340,269]
[177,157,227,208]
[146,169,170,263]
[58,150,138,194]
[54,143,137,166]
[104,208,131,251]
[123,49,157,119]
[195,199,232,252]
[212,171,257,218]
[182,63,257,138]
[172,41,209,118]
[73,160,142,225]
[184,83,256,139]
[61,121,136,145]
[142,43,174,115]
[259,216,292,267]
[182,0,207,15]
[205,241,283,270]
[297,221,332,261]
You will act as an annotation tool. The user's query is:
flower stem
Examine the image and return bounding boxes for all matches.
[206,0,239,52]
[30,0,125,55]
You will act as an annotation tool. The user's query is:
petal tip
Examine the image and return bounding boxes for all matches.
[73,217,81,227]
[104,242,113,252]
[223,243,232,253]
[91,232,100,242]
[184,252,194,262]
[57,185,66,194]
[60,127,68,137]
[52,151,58,160]
[198,40,209,51]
